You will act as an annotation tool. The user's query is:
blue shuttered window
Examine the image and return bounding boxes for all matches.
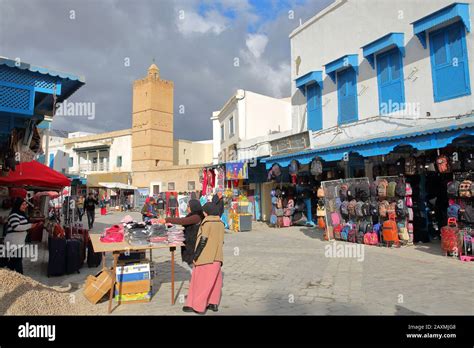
[377,47,405,115]
[306,83,322,131]
[429,22,471,102]
[337,69,358,124]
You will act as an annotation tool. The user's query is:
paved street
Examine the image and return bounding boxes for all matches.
[24,210,474,315]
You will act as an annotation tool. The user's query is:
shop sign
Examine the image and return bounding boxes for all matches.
[271,131,310,156]
[226,162,248,180]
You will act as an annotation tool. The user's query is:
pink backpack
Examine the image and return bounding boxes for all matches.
[364,231,378,245]
[330,212,341,226]
[406,196,413,207]
[283,216,291,227]
[405,183,413,196]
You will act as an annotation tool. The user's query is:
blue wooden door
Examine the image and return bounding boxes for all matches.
[337,68,358,124]
[306,83,322,131]
[377,47,405,114]
[429,21,471,102]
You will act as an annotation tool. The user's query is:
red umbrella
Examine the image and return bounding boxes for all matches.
[0,161,71,189]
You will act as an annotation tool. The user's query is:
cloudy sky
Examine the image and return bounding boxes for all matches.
[0,0,332,140]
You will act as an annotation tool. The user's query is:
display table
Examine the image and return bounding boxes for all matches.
[89,234,183,314]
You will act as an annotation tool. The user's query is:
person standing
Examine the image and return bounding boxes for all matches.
[183,203,224,314]
[169,194,178,218]
[76,195,84,222]
[156,194,166,219]
[2,198,41,274]
[84,192,99,230]
[162,199,204,271]
[212,191,225,217]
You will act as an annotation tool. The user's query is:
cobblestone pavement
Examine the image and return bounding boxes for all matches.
[23,210,474,315]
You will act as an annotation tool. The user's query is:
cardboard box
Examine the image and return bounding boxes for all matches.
[83,269,113,304]
[115,280,151,294]
[116,262,150,275]
[114,291,152,302]
[116,271,150,282]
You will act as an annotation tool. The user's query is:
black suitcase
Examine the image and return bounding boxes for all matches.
[66,239,82,274]
[87,238,102,268]
[48,237,67,277]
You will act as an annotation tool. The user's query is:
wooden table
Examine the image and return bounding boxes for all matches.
[89,234,183,314]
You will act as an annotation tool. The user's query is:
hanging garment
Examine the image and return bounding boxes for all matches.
[201,169,208,196]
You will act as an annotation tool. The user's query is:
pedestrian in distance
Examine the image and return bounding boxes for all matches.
[84,192,99,230]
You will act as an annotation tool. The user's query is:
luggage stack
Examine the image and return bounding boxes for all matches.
[114,259,154,303]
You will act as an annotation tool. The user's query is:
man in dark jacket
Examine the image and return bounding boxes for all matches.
[212,191,224,217]
[84,192,99,229]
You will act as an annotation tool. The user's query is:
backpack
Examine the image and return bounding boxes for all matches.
[361,202,370,217]
[355,201,365,217]
[447,204,460,219]
[405,157,417,175]
[436,155,450,173]
[388,202,397,216]
[461,206,474,223]
[356,183,370,201]
[407,207,414,221]
[347,184,357,200]
[316,204,326,217]
[340,201,349,218]
[459,180,473,198]
[465,153,474,171]
[333,224,342,240]
[348,200,357,217]
[382,216,399,243]
[270,214,277,225]
[330,212,341,226]
[357,222,367,244]
[395,181,405,197]
[441,218,460,253]
[406,196,413,207]
[339,184,349,201]
[310,159,323,176]
[369,181,378,197]
[377,179,388,197]
[364,230,378,245]
[379,200,389,217]
[341,225,350,241]
[289,160,299,175]
[373,223,382,238]
[387,181,397,198]
[369,200,379,217]
[447,181,459,197]
[347,223,357,243]
[396,199,407,218]
[398,226,409,242]
[405,183,413,196]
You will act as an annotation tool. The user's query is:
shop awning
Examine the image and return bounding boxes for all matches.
[324,54,358,82]
[362,33,405,68]
[411,2,471,48]
[99,182,137,190]
[295,71,323,89]
[262,118,474,168]
[0,160,71,189]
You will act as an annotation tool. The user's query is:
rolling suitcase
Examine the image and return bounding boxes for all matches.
[441,218,461,256]
[48,237,67,277]
[87,238,103,268]
[66,239,82,274]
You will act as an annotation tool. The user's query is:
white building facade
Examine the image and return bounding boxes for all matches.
[211,89,292,164]
[287,0,473,150]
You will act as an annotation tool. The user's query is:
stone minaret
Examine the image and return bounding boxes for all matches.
[132,62,174,187]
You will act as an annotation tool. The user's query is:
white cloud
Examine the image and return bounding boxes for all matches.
[245,33,269,59]
[176,10,228,36]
